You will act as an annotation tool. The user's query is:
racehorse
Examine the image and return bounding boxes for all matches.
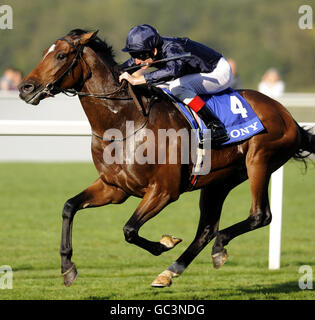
[18,29,315,287]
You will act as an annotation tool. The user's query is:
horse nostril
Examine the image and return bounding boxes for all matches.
[19,83,35,94]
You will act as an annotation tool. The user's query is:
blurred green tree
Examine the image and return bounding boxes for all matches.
[1,0,314,91]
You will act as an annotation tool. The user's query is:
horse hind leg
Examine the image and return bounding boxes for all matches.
[211,161,272,269]
[152,184,230,287]
[60,178,128,286]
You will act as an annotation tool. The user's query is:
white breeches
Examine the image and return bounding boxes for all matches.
[160,57,233,104]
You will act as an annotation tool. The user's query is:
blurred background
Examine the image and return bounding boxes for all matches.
[0,0,314,160]
[1,0,314,91]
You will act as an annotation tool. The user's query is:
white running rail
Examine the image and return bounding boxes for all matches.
[268,122,315,269]
[0,120,91,136]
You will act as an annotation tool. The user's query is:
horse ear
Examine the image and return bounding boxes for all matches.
[80,30,99,45]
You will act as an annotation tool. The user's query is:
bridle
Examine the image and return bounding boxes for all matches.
[44,37,131,100]
[43,36,150,142]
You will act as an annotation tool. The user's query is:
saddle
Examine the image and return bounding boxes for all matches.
[129,84,264,146]
[128,84,265,189]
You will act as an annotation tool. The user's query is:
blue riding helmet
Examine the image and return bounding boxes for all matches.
[122,24,162,53]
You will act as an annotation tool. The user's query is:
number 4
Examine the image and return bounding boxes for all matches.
[230,96,248,118]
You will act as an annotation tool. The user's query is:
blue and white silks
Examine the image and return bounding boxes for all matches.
[162,87,265,146]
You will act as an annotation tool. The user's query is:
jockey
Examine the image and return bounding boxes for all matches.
[119,24,232,144]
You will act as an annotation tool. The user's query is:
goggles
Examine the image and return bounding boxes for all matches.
[130,51,152,60]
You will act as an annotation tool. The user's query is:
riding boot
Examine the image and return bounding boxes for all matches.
[197,106,229,144]
[186,95,229,144]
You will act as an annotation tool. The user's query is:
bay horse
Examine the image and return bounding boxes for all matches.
[18,29,315,288]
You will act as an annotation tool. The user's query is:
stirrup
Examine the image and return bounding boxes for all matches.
[198,128,212,149]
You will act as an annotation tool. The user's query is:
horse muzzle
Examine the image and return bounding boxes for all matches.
[18,80,51,105]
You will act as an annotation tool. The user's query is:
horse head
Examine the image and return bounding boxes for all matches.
[18,30,98,105]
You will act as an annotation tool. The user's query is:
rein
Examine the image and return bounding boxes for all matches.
[45,37,151,142]
[45,37,132,101]
[92,117,150,142]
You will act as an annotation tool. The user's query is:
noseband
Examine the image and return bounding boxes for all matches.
[45,37,129,100]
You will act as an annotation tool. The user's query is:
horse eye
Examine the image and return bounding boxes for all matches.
[57,53,67,60]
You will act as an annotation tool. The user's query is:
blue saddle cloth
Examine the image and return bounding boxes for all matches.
[162,87,265,146]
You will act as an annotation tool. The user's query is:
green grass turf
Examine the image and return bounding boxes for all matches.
[0,160,314,300]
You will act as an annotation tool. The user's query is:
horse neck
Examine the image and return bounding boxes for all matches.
[78,47,140,136]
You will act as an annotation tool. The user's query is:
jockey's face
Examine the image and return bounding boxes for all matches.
[131,48,158,69]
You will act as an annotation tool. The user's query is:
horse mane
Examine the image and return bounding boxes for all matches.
[66,29,166,99]
[67,29,120,81]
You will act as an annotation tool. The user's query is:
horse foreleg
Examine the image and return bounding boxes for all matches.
[123,184,180,256]
[152,184,230,287]
[60,178,128,286]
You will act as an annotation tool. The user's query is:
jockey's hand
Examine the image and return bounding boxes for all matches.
[119,72,134,84]
[119,72,146,86]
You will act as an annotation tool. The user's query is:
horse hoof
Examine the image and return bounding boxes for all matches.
[160,234,182,249]
[62,263,78,287]
[212,248,228,269]
[151,270,178,288]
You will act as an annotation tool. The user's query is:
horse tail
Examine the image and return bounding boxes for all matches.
[293,122,315,168]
